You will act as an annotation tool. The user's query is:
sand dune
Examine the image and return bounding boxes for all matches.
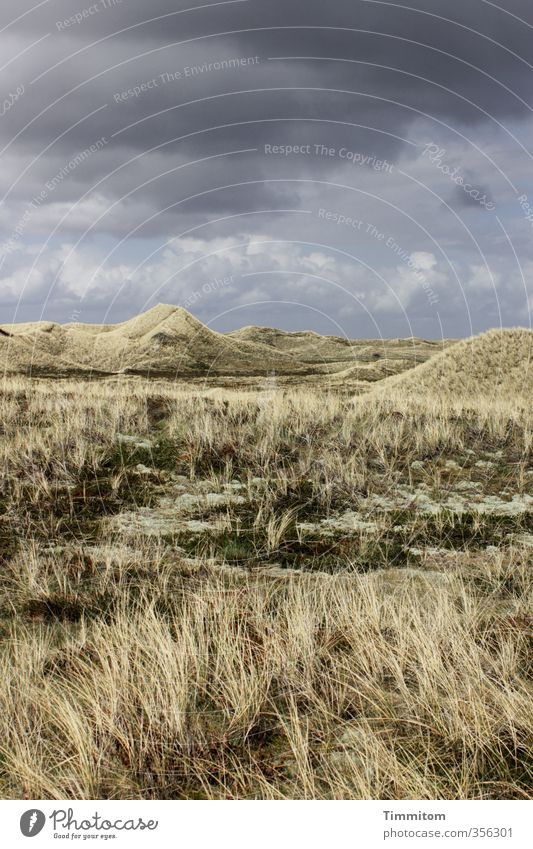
[0,305,304,377]
[374,328,533,399]
[5,307,526,391]
[229,325,452,371]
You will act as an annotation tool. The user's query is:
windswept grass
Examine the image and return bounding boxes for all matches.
[0,375,532,799]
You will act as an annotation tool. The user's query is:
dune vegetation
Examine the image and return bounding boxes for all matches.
[0,304,451,384]
[0,355,532,799]
[378,328,533,400]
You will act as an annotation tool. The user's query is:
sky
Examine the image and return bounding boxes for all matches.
[1,0,532,339]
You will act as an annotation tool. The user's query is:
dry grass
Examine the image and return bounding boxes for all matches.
[377,328,533,400]
[0,375,532,799]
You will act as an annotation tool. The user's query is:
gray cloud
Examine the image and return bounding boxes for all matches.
[0,0,532,338]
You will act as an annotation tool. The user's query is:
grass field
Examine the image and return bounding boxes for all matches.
[0,375,532,799]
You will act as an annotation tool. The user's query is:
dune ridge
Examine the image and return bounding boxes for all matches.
[5,307,528,392]
[373,328,533,399]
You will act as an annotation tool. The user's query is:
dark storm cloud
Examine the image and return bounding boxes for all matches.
[5,0,533,149]
[0,0,532,336]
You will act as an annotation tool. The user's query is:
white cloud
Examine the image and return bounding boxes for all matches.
[4,231,511,331]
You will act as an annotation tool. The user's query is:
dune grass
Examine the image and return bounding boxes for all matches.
[0,375,532,799]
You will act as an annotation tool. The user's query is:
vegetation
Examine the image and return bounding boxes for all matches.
[0,372,532,799]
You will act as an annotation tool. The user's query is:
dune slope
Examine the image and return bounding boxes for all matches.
[373,328,533,399]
